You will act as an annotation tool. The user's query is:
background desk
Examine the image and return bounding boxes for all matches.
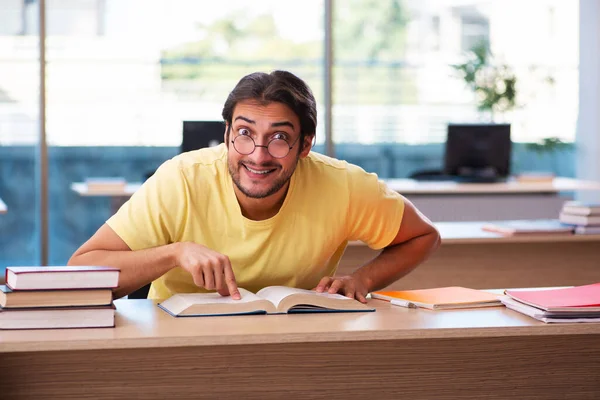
[71,182,142,197]
[71,182,141,214]
[387,177,600,221]
[71,178,600,221]
[0,298,599,399]
[338,221,600,290]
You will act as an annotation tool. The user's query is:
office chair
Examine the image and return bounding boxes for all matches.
[409,169,445,180]
[128,284,151,299]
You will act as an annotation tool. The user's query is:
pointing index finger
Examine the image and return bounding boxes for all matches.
[223,260,241,300]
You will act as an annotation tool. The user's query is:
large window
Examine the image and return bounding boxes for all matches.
[332,0,578,144]
[43,0,324,264]
[0,0,41,267]
[0,0,580,269]
[2,0,579,148]
[43,0,324,147]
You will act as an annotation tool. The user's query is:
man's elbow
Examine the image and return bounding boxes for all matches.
[67,250,88,266]
[429,226,442,252]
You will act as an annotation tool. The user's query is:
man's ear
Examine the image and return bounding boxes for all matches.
[299,134,314,158]
[224,123,230,145]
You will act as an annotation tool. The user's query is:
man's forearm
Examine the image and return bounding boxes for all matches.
[68,243,181,299]
[352,231,441,292]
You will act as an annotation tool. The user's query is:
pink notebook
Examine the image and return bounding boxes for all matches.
[505,283,600,312]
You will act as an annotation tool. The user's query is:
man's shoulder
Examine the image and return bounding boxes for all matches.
[297,152,376,198]
[303,151,367,177]
[304,151,350,172]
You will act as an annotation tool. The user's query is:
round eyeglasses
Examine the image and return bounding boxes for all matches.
[232,134,300,159]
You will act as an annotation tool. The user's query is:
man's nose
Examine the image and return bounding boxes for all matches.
[248,144,273,163]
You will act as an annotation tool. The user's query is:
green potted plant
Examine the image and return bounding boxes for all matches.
[452,41,517,122]
[452,43,572,178]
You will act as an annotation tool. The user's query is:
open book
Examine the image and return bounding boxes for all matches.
[158,287,375,317]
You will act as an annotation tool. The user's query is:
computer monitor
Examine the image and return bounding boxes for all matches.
[443,123,511,181]
[181,121,225,153]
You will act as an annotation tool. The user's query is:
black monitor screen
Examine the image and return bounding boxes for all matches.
[444,124,511,178]
[181,121,225,153]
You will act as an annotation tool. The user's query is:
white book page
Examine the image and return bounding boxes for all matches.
[180,288,263,306]
[500,296,544,318]
[256,286,348,308]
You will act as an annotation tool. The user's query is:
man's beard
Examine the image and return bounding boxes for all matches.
[228,156,299,199]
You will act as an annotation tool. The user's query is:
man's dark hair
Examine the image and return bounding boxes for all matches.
[222,70,317,147]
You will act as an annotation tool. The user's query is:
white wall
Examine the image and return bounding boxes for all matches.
[576,0,600,202]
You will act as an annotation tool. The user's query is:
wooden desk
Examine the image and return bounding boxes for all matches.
[71,178,600,221]
[0,197,6,214]
[0,298,599,399]
[71,182,142,197]
[386,177,600,221]
[70,177,600,197]
[339,221,600,290]
[71,182,141,214]
[385,177,600,194]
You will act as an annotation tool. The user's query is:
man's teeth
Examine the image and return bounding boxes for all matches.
[246,165,273,174]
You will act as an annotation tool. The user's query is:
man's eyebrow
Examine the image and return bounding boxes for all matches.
[234,116,255,124]
[271,121,295,130]
[234,116,295,131]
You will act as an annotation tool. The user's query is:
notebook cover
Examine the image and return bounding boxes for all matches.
[373,286,499,305]
[506,283,600,309]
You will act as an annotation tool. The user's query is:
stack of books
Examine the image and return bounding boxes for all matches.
[500,283,600,323]
[0,266,119,330]
[559,201,600,234]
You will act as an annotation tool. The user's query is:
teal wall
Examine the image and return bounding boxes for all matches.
[0,143,575,270]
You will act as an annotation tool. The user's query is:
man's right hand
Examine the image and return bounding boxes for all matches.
[175,242,241,299]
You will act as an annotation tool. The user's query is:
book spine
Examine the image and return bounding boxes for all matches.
[16,270,118,274]
[10,285,119,291]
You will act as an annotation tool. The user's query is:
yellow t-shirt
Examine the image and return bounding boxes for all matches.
[107,144,404,300]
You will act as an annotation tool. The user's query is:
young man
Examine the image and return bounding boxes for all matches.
[68,70,440,302]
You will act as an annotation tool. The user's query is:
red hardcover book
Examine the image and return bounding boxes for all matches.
[505,283,600,312]
[5,266,120,291]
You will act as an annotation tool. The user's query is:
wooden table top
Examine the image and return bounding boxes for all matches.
[435,221,600,244]
[385,177,600,194]
[71,182,141,197]
[71,177,600,197]
[1,296,599,353]
[347,221,600,246]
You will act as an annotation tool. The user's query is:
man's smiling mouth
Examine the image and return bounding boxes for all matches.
[243,164,277,175]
